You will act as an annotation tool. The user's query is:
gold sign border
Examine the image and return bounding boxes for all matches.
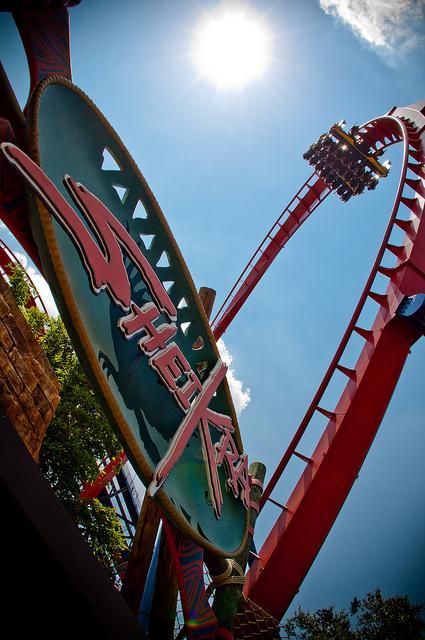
[26,75,248,558]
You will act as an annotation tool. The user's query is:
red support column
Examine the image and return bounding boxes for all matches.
[245,315,422,620]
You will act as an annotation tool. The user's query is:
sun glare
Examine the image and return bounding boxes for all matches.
[191,5,272,90]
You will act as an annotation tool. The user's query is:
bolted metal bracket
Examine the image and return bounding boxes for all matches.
[396,294,425,335]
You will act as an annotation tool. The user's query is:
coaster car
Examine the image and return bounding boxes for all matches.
[330,124,390,178]
[303,121,391,202]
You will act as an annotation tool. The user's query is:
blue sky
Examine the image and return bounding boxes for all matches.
[1,0,424,618]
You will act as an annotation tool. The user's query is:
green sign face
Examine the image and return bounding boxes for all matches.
[16,77,249,556]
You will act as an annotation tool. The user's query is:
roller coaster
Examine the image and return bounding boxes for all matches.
[0,3,424,637]
[212,103,425,619]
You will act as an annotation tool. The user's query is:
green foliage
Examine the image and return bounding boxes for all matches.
[39,314,121,499]
[282,589,425,640]
[356,590,425,640]
[283,605,355,640]
[23,305,49,336]
[7,262,48,336]
[39,315,119,499]
[39,315,127,569]
[7,261,36,307]
[75,499,128,570]
[8,264,127,570]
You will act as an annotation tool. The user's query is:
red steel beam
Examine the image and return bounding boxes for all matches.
[245,314,421,619]
[80,451,128,500]
[212,177,330,340]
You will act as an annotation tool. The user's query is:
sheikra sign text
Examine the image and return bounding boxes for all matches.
[2,142,250,520]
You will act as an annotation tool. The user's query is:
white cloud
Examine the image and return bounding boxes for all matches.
[28,268,59,317]
[319,0,425,54]
[217,338,251,415]
[13,251,58,317]
[13,251,27,268]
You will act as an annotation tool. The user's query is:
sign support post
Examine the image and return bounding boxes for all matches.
[207,462,267,638]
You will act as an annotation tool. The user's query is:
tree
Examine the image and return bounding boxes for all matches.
[355,589,425,640]
[8,263,128,572]
[7,261,37,307]
[282,589,425,640]
[283,605,356,640]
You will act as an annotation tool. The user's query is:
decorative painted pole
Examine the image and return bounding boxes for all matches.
[120,494,161,615]
[198,287,216,324]
[206,461,267,638]
[149,524,179,639]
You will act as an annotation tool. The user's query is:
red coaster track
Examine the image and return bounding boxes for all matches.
[211,176,331,340]
[211,102,425,620]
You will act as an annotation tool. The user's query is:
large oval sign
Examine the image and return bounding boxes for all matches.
[8,77,249,556]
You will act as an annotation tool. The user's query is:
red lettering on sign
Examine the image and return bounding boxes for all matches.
[148,360,235,518]
[215,427,238,467]
[0,143,176,320]
[216,430,250,509]
[1,142,250,518]
[199,414,223,518]
[150,342,202,411]
[118,301,177,355]
[231,455,251,509]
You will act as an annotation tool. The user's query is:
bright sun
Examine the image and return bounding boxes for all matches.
[191,5,272,90]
